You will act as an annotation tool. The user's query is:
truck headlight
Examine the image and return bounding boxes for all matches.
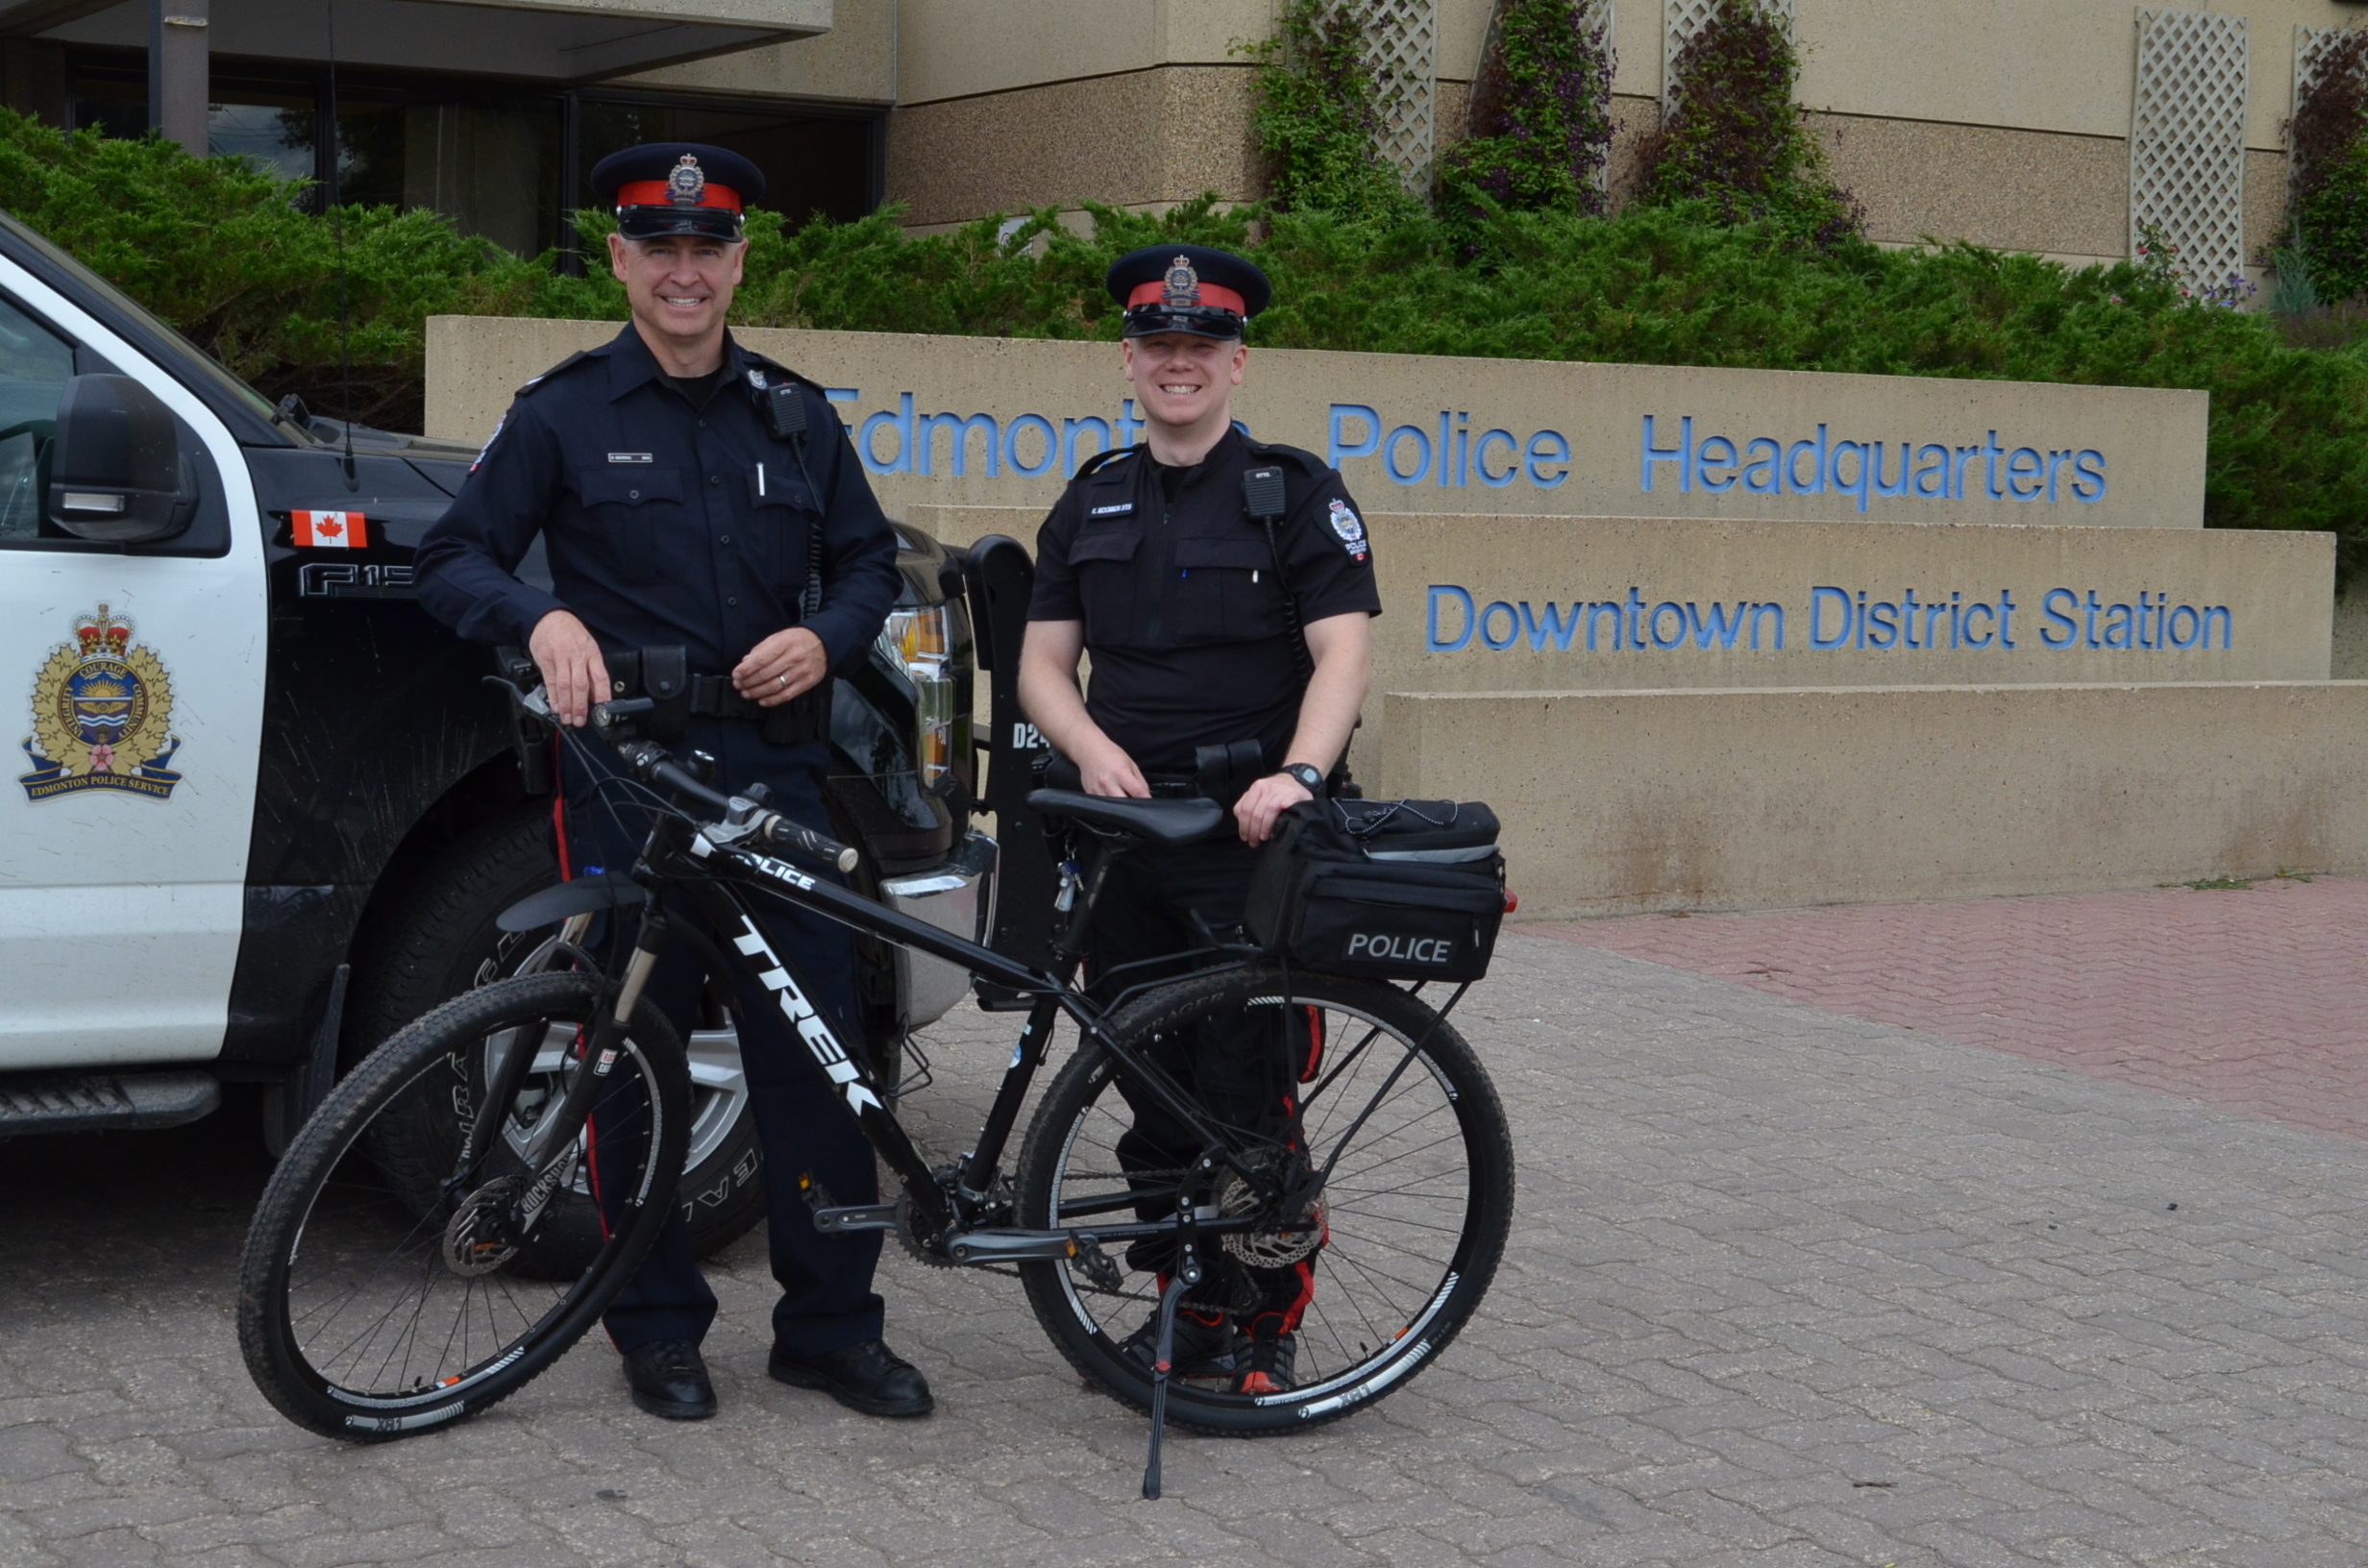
[879,605,956,787]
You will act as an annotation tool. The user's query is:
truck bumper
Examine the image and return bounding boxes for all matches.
[879,832,997,1031]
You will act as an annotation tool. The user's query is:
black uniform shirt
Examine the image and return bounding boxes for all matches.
[414,325,901,678]
[1027,426,1381,775]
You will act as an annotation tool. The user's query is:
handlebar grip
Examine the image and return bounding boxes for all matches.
[764,815,859,874]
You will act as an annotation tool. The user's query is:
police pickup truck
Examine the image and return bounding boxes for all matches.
[0,208,995,1259]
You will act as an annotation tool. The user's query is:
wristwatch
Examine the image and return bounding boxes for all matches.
[1281,763,1325,796]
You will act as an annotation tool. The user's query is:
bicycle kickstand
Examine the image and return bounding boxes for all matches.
[1136,1269,1193,1506]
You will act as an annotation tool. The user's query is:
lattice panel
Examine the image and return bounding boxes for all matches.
[1344,0,1438,187]
[1663,0,1792,114]
[2130,8,2249,288]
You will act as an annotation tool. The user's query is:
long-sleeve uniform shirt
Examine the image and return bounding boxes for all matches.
[1026,426,1382,776]
[414,324,900,680]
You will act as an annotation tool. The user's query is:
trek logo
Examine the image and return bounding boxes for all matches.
[1346,932,1456,966]
[731,915,883,1115]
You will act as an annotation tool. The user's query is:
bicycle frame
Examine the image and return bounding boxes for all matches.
[622,810,1289,1260]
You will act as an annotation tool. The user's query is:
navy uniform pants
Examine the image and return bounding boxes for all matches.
[558,717,883,1359]
[1085,835,1319,1334]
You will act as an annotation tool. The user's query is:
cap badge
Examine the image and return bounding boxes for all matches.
[666,155,706,207]
[1162,254,1200,307]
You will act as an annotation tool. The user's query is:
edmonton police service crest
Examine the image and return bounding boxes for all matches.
[19,603,183,802]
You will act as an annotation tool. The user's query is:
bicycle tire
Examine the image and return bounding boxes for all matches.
[1014,968,1513,1435]
[236,972,689,1441]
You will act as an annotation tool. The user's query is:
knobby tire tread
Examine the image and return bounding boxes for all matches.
[236,972,687,1442]
[1012,968,1514,1436]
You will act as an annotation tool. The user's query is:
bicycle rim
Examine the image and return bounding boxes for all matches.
[238,973,686,1439]
[1019,970,1513,1433]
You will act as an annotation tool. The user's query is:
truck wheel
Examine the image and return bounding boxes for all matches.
[348,804,766,1263]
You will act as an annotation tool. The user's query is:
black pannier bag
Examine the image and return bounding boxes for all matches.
[1243,799,1507,982]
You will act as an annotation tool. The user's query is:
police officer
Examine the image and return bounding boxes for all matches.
[412,143,933,1424]
[1015,245,1381,1395]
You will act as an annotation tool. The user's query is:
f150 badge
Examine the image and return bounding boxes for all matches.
[18,603,183,802]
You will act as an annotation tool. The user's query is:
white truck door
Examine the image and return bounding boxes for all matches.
[0,260,268,1069]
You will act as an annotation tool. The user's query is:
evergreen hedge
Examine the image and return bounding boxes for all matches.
[6,110,2368,578]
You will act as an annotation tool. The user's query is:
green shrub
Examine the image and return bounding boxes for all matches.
[12,106,2368,584]
[1438,0,1616,221]
[1638,0,1860,247]
[0,110,544,429]
[2282,28,2368,301]
[1238,0,1417,222]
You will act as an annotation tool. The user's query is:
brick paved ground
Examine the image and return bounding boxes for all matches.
[1530,873,2368,1141]
[8,934,2368,1564]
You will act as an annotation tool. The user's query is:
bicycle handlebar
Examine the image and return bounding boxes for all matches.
[595,704,860,875]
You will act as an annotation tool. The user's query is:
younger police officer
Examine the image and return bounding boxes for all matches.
[413,143,933,1424]
[1016,245,1381,1395]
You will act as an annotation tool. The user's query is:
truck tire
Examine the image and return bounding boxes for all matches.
[347,804,766,1263]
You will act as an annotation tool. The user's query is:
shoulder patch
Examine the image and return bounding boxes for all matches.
[1242,439,1332,479]
[513,349,595,400]
[1327,498,1369,562]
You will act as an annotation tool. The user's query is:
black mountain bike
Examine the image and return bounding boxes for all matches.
[237,689,1514,1495]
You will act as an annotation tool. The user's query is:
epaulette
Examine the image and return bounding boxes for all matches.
[1073,446,1140,479]
[738,353,830,399]
[1243,438,1332,478]
[514,349,596,399]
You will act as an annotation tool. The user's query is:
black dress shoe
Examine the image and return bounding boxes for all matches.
[768,1338,933,1418]
[622,1337,717,1420]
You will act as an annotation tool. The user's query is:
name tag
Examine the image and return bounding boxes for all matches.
[1088,502,1134,517]
[608,453,654,464]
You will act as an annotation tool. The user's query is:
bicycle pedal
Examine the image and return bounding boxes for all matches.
[811,1204,898,1233]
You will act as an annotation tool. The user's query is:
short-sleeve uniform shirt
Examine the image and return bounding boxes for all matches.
[1027,427,1382,775]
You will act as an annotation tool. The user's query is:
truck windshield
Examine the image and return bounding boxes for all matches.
[0,208,280,425]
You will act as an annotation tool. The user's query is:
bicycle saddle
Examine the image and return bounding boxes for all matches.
[1025,789,1227,845]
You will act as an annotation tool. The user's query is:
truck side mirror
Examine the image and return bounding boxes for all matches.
[46,374,196,544]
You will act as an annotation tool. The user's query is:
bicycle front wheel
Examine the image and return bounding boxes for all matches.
[1014,968,1513,1435]
[236,971,688,1440]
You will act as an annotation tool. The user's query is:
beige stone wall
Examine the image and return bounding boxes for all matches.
[616,0,897,102]
[1381,682,2368,916]
[883,65,1262,228]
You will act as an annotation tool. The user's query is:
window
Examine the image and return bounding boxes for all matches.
[0,295,78,543]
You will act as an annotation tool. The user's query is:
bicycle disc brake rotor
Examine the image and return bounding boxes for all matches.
[1216,1162,1326,1268]
[441,1179,524,1277]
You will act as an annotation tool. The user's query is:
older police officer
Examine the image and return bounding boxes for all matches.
[414,143,932,1423]
[1017,245,1381,1395]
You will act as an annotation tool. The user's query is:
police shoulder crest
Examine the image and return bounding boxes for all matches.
[1328,498,1369,561]
[19,603,183,801]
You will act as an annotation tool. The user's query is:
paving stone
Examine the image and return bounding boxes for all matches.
[11,925,2368,1560]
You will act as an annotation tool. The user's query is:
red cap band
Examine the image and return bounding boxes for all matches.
[1127,280,1246,315]
[617,181,743,213]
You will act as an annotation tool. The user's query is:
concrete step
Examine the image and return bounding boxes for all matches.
[0,1070,220,1139]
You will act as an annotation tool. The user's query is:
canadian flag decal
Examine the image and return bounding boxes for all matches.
[292,510,368,548]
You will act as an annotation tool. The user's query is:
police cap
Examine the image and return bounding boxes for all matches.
[1106,244,1270,339]
[591,142,765,242]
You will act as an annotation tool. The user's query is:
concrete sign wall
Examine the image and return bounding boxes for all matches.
[427,317,2211,529]
[904,505,2332,756]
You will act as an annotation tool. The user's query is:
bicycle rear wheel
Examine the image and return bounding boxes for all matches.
[1014,968,1513,1434]
[237,971,688,1440]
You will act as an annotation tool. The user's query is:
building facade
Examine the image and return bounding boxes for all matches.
[2,0,2362,280]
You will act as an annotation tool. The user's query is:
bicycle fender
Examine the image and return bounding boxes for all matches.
[496,873,649,932]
